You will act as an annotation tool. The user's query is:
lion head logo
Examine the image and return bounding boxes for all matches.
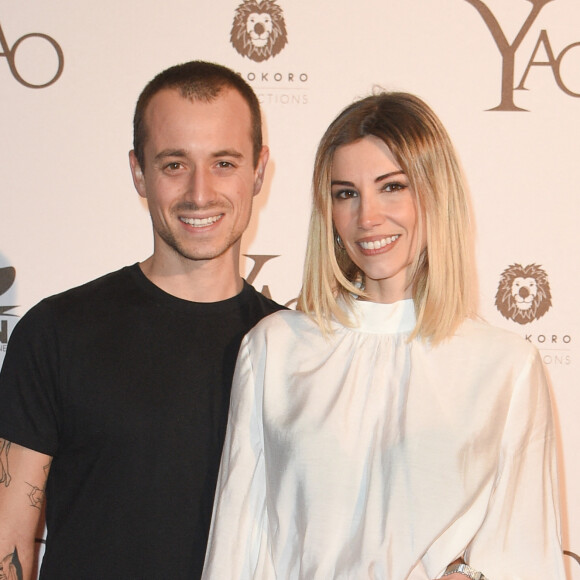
[495,263,552,324]
[230,0,288,62]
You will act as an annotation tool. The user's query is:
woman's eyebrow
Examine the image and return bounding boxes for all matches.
[375,170,405,183]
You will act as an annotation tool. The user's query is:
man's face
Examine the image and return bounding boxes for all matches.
[130,88,268,269]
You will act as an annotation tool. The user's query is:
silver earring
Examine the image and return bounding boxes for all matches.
[335,234,344,249]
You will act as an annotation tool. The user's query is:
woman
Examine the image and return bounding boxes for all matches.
[202,93,565,579]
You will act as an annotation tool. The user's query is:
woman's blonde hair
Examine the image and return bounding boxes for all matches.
[297,92,476,343]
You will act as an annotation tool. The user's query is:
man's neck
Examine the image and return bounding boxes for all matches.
[139,254,244,303]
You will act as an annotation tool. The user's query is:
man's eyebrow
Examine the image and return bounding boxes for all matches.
[154,149,187,162]
[154,149,245,162]
[211,149,244,159]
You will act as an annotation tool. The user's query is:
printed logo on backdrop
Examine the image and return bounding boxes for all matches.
[231,0,288,62]
[495,263,572,366]
[464,0,580,110]
[229,1,310,107]
[565,550,580,573]
[245,254,297,308]
[495,263,551,324]
[0,266,18,363]
[0,21,64,88]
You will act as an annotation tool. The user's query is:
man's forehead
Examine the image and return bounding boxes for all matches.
[142,87,253,143]
[146,86,250,117]
[142,87,255,157]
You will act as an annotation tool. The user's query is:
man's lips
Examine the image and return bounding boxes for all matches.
[179,214,223,228]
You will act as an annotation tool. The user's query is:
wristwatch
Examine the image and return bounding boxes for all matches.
[442,562,488,580]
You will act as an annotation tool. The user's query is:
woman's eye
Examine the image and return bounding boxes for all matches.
[333,189,358,200]
[383,182,407,193]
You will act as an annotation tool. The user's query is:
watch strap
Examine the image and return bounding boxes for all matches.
[442,562,487,580]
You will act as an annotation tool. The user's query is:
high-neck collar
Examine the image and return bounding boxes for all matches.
[346,298,416,334]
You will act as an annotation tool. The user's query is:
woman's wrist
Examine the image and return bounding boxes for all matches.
[442,562,487,580]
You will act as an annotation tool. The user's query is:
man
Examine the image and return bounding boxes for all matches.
[0,61,283,579]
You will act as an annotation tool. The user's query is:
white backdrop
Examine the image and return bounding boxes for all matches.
[1,0,579,576]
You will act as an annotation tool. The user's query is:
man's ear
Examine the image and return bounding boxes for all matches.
[253,145,270,196]
[129,150,147,198]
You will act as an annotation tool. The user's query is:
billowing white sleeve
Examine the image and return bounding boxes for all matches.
[202,333,270,579]
[465,350,566,579]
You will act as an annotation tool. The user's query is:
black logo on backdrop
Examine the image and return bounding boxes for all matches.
[464,0,580,110]
[231,0,288,62]
[0,267,17,345]
[0,20,64,88]
[495,263,552,324]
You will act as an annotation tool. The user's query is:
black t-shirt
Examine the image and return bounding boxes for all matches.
[0,264,284,579]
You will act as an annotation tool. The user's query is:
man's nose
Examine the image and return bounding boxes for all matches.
[185,168,216,207]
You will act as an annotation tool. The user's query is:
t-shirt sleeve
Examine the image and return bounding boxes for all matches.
[0,300,61,456]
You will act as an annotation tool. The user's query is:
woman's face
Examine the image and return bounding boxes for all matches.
[331,135,423,303]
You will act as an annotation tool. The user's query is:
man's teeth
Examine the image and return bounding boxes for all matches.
[180,215,222,227]
[359,235,400,250]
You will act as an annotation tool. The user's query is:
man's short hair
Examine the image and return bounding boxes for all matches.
[133,61,263,169]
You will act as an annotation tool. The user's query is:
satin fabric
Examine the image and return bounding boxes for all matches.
[203,300,565,579]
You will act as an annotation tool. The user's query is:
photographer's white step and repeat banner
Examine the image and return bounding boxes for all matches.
[1,1,579,576]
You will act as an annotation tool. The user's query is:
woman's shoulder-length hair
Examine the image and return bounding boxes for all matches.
[297,91,477,344]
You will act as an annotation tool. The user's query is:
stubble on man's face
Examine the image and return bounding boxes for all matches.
[133,88,267,270]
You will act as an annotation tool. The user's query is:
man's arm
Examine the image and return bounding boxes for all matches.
[0,439,51,580]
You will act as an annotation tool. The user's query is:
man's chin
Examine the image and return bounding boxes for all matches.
[173,241,237,263]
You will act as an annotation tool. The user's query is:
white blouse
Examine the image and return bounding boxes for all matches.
[202,299,565,579]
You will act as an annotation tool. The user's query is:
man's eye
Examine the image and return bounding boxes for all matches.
[217,161,234,169]
[165,162,182,171]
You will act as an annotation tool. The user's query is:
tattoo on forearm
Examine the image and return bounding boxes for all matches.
[25,461,50,511]
[0,439,11,487]
[0,547,23,580]
[25,483,45,510]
